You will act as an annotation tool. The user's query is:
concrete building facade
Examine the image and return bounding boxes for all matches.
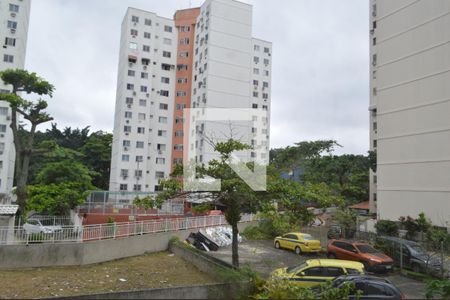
[369,0,450,226]
[0,0,31,198]
[109,0,272,193]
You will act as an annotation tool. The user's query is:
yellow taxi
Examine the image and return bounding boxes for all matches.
[274,232,321,254]
[271,259,365,288]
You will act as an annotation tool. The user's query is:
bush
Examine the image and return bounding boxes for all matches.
[375,220,399,236]
[242,225,270,240]
[425,279,450,299]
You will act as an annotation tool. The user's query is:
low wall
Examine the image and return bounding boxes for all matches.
[51,283,241,300]
[0,221,258,269]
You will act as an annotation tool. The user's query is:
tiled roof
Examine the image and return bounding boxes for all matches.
[349,201,370,210]
[0,205,19,215]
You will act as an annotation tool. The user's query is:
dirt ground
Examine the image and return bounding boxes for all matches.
[208,240,427,299]
[0,252,217,299]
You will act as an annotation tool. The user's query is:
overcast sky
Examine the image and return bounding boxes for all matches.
[25,0,369,154]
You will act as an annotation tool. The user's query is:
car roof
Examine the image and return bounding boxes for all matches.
[306,259,364,269]
[331,239,371,245]
[285,232,312,237]
[378,236,419,246]
[334,275,391,283]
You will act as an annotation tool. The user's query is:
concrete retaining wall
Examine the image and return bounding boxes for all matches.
[52,283,240,300]
[0,221,258,269]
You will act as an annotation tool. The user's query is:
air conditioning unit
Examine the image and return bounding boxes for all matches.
[126,120,129,124]
[129,62,133,67]
[132,35,136,38]
[10,29,16,34]
[133,91,137,96]
[254,85,258,90]
[122,175,128,179]
[124,147,129,151]
[143,65,147,70]
[146,93,150,97]
[127,104,131,108]
[6,116,11,120]
[151,88,155,91]
[133,22,137,26]
[158,150,163,154]
[0,134,4,138]
[10,13,16,18]
[125,132,129,136]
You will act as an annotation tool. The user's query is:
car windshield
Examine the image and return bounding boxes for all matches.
[302,234,313,241]
[356,244,379,253]
[409,243,426,255]
[286,262,307,274]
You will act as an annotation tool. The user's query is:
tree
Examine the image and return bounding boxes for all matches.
[0,69,55,215]
[80,131,112,190]
[270,140,339,170]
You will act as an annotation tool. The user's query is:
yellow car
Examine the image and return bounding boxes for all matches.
[274,232,321,254]
[271,259,365,288]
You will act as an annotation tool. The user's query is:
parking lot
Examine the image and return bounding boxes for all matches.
[208,240,426,299]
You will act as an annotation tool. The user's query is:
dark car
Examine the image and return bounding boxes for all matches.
[376,236,444,276]
[324,275,405,299]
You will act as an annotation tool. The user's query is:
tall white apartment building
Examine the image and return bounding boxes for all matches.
[0,0,31,198]
[369,0,450,226]
[188,0,271,165]
[109,8,177,193]
[109,0,272,193]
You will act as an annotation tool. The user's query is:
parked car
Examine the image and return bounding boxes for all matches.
[23,219,63,234]
[376,236,443,275]
[274,232,321,254]
[327,240,394,272]
[271,259,365,288]
[327,224,343,239]
[320,275,405,299]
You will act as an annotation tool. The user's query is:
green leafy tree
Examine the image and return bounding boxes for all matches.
[0,69,55,215]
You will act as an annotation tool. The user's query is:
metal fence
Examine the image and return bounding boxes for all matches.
[78,191,185,216]
[0,214,256,245]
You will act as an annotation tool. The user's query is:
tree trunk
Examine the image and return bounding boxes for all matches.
[231,222,239,267]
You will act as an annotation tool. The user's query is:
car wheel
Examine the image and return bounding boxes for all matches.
[275,241,280,249]
[327,253,336,259]
[295,246,302,255]
[361,261,370,271]
[412,263,422,273]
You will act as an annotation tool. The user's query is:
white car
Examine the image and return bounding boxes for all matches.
[23,219,63,234]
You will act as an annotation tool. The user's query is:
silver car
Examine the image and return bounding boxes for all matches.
[23,219,63,234]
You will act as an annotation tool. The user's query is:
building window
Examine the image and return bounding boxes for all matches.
[373,139,377,148]
[140,86,148,93]
[119,184,128,191]
[156,158,166,164]
[3,55,13,63]
[263,81,269,88]
[145,19,152,26]
[176,104,186,110]
[7,21,17,29]
[131,16,139,23]
[159,103,168,110]
[252,103,258,109]
[180,26,190,32]
[137,127,145,134]
[161,64,171,71]
[138,113,146,120]
[253,56,259,64]
[155,171,165,179]
[126,97,133,105]
[9,4,19,13]
[173,158,183,165]
[130,29,138,36]
[174,144,183,151]
[160,90,169,97]
[264,47,270,53]
[4,38,15,47]
[262,93,269,99]
[158,117,168,124]
[179,52,189,58]
[157,144,166,152]
[143,45,150,52]
[158,130,167,137]
[123,140,131,147]
[122,155,130,162]
[175,130,184,137]
[0,107,8,115]
[136,141,144,149]
[126,83,134,90]
[175,117,184,124]
[176,91,187,97]
[161,77,170,84]
[162,51,171,58]
[144,32,151,39]
[133,185,142,191]
[254,45,260,51]
[164,25,173,32]
[177,78,188,84]
[120,169,129,177]
[253,68,259,75]
[177,64,188,71]
[163,38,172,45]
[124,111,132,118]
[124,125,131,132]
[179,38,189,45]
[128,70,135,77]
[139,99,147,106]
[141,72,148,79]
[136,156,143,162]
[264,70,269,76]
[373,193,377,201]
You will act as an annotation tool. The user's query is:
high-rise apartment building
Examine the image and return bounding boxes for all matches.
[0,0,31,198]
[109,0,272,193]
[369,0,450,226]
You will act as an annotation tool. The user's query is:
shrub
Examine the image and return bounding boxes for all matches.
[425,279,450,299]
[375,220,399,236]
[242,225,270,240]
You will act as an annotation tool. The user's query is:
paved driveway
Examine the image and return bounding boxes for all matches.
[208,240,426,299]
